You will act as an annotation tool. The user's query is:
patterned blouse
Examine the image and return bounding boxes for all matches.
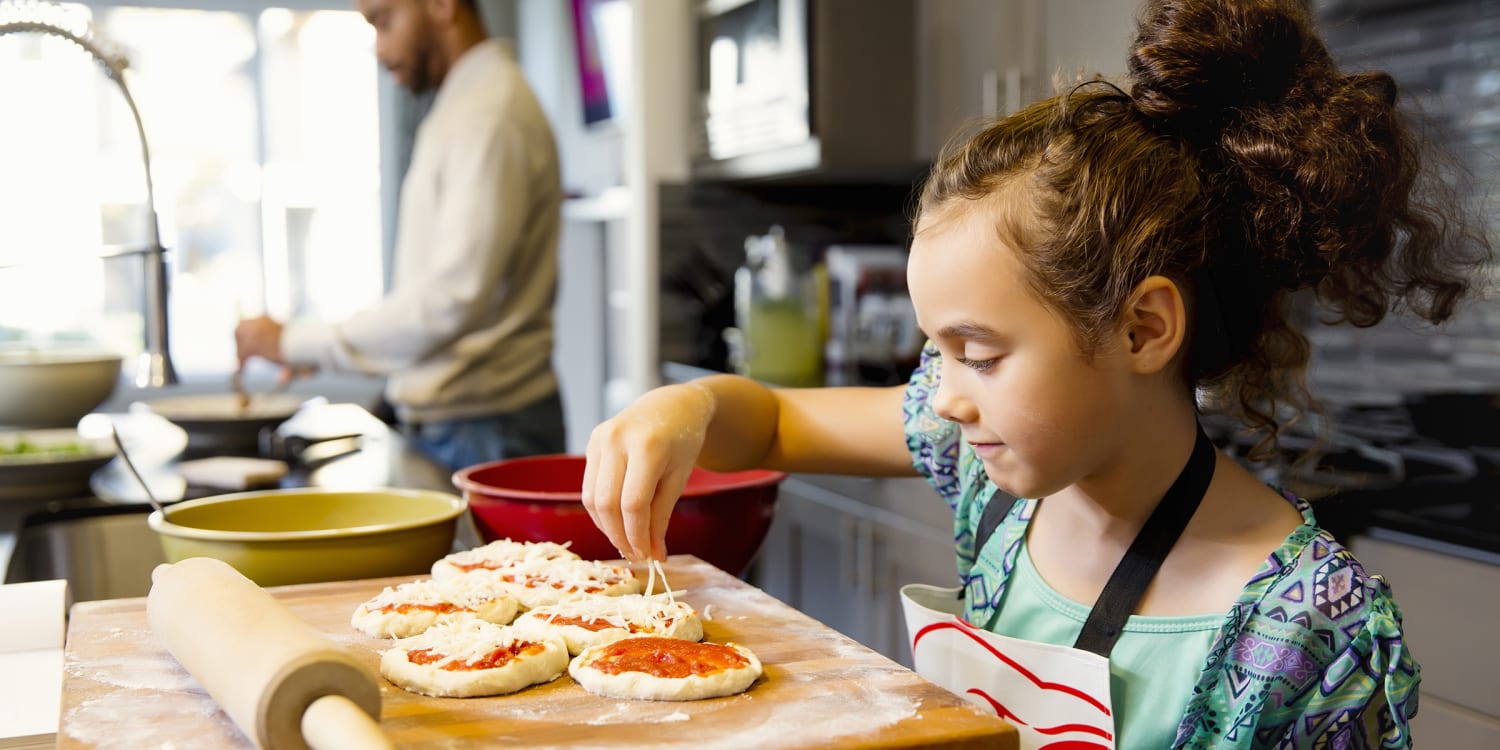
[902,344,1420,749]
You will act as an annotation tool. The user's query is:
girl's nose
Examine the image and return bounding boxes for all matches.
[931,357,978,425]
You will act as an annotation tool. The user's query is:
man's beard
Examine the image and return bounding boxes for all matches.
[405,44,434,93]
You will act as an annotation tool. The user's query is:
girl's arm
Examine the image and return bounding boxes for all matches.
[581,374,915,563]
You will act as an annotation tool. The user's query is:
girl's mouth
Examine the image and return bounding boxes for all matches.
[968,441,1005,456]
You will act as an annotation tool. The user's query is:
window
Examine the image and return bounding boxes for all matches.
[0,2,382,376]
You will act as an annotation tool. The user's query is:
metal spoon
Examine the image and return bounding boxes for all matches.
[109,421,168,520]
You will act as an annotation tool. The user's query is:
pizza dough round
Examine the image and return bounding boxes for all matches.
[476,558,643,610]
[432,539,580,579]
[511,593,702,655]
[380,619,568,698]
[568,637,763,701]
[351,577,519,638]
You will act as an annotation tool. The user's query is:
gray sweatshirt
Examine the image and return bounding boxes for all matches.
[283,40,561,424]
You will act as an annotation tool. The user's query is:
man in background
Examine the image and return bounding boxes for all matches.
[236,0,565,471]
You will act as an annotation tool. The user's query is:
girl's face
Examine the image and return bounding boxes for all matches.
[908,204,1136,499]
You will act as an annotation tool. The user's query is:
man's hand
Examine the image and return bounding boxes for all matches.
[235,316,286,366]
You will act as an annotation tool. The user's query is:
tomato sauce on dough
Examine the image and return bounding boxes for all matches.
[591,638,748,678]
[542,615,674,633]
[406,641,547,671]
[374,602,464,615]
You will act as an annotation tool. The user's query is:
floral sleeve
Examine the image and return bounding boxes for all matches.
[1175,522,1421,749]
[1272,584,1419,749]
[902,341,964,511]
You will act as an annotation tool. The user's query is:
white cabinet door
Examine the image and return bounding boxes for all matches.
[1350,532,1500,720]
[753,477,877,648]
[870,516,961,668]
[752,475,959,664]
[914,0,1034,159]
[916,0,1145,161]
[1408,696,1500,750]
[1040,0,1142,85]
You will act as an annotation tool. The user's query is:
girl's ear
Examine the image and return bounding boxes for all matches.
[1120,275,1187,375]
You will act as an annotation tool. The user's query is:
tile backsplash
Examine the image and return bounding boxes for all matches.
[1305,0,1500,400]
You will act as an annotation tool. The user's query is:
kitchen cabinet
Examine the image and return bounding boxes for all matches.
[751,474,957,667]
[915,0,1034,160]
[1350,529,1500,748]
[915,0,1142,160]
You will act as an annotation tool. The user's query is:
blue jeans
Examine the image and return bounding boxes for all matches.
[404,391,567,472]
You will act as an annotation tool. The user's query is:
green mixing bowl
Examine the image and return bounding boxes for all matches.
[147,488,466,587]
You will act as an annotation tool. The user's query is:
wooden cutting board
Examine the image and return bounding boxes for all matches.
[58,555,1016,749]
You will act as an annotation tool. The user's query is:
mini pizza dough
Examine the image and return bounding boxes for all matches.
[568,637,763,701]
[380,619,568,698]
[432,539,580,579]
[511,593,702,654]
[351,577,519,638]
[474,558,643,610]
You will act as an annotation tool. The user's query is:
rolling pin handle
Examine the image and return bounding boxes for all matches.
[301,694,394,750]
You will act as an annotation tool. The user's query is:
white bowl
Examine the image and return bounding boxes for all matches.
[0,427,116,501]
[0,349,123,428]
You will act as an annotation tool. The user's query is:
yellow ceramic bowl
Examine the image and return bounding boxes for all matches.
[148,488,466,587]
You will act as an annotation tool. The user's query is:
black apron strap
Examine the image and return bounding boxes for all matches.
[955,489,1016,602]
[1072,424,1217,657]
[973,489,1013,558]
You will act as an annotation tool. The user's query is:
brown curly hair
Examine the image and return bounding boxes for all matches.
[914,0,1490,457]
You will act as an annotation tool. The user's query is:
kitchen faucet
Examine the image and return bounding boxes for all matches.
[0,0,177,387]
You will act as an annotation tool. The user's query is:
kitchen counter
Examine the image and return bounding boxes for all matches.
[59,555,1017,749]
[2,401,462,601]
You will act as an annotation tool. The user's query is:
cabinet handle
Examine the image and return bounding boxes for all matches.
[860,521,878,593]
[1005,65,1022,115]
[981,69,1000,117]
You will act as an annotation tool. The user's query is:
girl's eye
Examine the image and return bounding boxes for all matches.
[955,356,998,372]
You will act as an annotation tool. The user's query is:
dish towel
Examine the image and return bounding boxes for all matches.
[176,457,290,490]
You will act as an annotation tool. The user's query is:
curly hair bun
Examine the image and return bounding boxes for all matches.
[1128,0,1326,138]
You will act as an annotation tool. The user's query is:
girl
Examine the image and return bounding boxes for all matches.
[580,0,1488,747]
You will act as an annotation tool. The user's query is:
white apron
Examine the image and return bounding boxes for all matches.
[901,424,1219,750]
[901,583,1116,750]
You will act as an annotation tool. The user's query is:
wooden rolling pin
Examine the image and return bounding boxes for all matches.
[147,558,393,750]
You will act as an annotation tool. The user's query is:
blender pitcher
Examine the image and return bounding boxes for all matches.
[730,226,824,387]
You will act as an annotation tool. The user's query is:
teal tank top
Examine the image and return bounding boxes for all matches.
[990,539,1222,750]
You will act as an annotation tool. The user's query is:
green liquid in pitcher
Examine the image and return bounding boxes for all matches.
[745,300,823,387]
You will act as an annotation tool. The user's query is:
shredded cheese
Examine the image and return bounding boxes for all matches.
[520,592,696,634]
[476,558,639,590]
[652,560,676,606]
[386,619,543,668]
[438,539,580,571]
[363,577,513,611]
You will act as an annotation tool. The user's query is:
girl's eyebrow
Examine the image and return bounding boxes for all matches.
[938,321,1003,341]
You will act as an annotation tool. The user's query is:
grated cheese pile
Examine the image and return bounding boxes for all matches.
[364,577,512,611]
[385,619,541,668]
[437,539,580,570]
[471,557,640,592]
[519,592,696,633]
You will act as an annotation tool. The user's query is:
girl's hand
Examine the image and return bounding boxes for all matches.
[581,382,717,563]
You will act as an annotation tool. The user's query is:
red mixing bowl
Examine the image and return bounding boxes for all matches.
[452,454,786,575]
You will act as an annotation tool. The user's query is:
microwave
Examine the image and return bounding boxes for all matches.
[692,0,923,181]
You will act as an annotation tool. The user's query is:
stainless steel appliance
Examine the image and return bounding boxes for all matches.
[693,0,922,181]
